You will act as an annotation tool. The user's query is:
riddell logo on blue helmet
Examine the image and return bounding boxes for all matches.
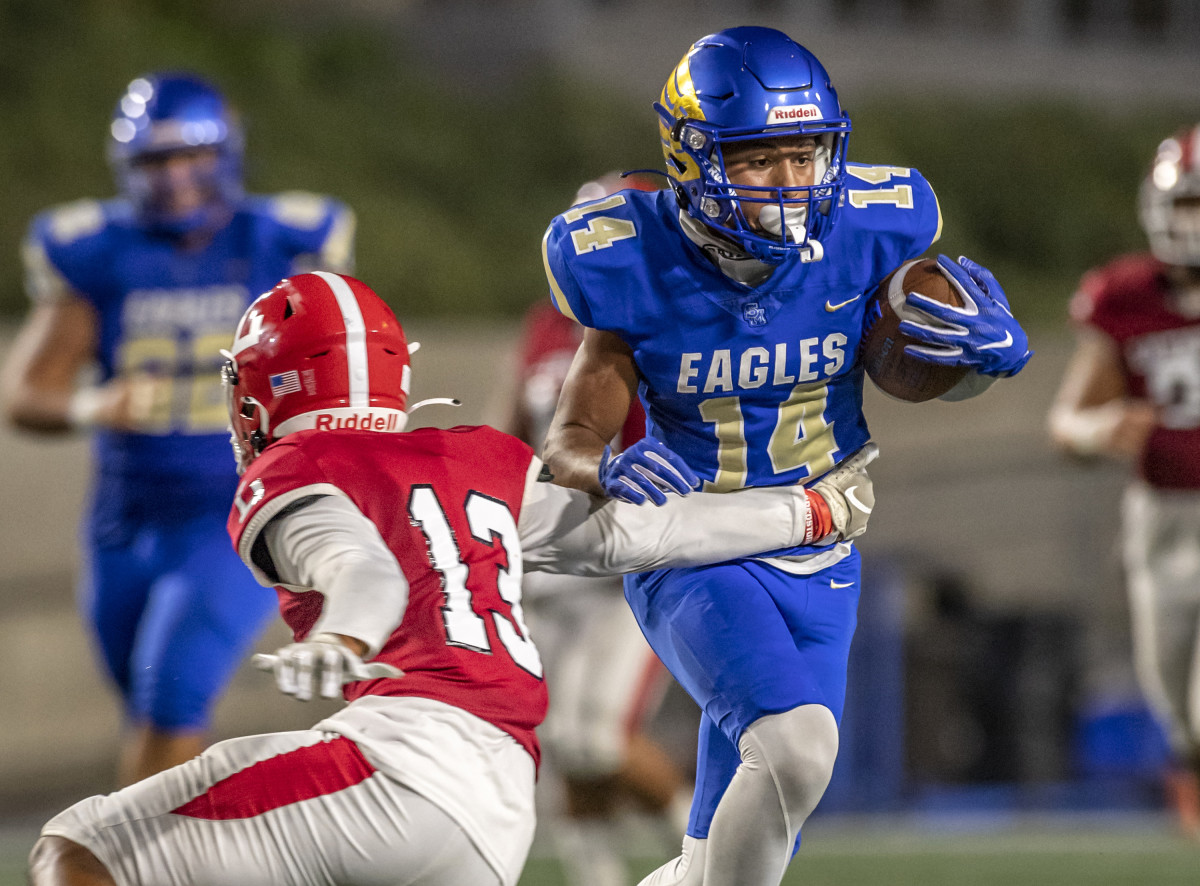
[766,105,822,124]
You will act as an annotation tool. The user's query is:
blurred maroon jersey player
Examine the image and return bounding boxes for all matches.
[1068,256,1200,487]
[1050,124,1200,839]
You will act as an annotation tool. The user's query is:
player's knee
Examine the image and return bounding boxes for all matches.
[740,705,839,818]
[29,835,113,885]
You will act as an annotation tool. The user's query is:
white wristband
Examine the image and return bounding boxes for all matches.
[66,387,105,429]
[1048,403,1122,456]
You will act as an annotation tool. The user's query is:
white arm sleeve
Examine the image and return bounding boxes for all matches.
[518,457,812,576]
[262,494,408,658]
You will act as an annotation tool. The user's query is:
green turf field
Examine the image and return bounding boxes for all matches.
[2,813,1195,886]
[518,821,1199,885]
[2,811,1190,878]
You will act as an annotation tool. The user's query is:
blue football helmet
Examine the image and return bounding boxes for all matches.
[107,72,243,235]
[655,27,852,263]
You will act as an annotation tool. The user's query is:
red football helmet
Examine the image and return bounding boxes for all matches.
[571,170,659,206]
[1140,124,1200,267]
[221,272,412,473]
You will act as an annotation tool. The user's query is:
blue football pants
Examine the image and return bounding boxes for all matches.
[80,515,277,732]
[625,549,861,838]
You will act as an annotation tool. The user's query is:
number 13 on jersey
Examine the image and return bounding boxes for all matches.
[408,486,543,678]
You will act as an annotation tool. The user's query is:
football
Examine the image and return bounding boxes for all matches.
[860,258,968,402]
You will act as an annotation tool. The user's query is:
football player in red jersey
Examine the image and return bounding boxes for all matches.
[496,173,695,886]
[30,272,878,886]
[1049,124,1200,838]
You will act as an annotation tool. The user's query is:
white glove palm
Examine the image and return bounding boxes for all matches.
[252,633,403,701]
[811,442,878,542]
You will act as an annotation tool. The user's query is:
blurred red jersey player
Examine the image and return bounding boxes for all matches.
[1050,124,1200,838]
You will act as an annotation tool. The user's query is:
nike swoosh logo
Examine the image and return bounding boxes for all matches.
[978,331,1013,350]
[831,580,854,589]
[825,294,862,312]
[844,485,873,514]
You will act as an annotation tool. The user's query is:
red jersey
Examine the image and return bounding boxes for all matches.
[227,425,546,764]
[514,301,646,450]
[1071,253,1200,488]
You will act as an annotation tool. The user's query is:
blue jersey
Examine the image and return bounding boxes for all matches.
[543,164,940,499]
[23,192,354,524]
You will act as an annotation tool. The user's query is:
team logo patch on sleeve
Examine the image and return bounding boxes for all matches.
[269,370,302,396]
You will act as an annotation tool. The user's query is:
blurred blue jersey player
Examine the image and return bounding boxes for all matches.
[541,27,1032,886]
[1,72,355,785]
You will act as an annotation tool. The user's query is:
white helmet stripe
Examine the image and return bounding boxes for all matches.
[313,271,368,408]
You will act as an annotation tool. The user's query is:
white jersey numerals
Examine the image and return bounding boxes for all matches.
[408,486,543,678]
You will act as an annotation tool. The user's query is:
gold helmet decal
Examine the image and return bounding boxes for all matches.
[658,47,706,184]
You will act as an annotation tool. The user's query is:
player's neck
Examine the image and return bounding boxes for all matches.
[677,211,776,288]
[157,203,234,252]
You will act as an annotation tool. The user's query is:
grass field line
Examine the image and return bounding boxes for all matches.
[799,811,1184,857]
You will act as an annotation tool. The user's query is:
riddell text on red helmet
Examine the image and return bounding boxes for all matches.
[314,411,403,432]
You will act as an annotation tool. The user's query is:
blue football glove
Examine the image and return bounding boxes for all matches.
[598,437,701,506]
[898,254,1033,377]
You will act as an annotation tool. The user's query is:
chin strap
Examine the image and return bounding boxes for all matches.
[407,397,461,414]
[401,341,462,415]
[797,240,824,263]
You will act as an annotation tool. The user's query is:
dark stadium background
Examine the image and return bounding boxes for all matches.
[1,2,1198,883]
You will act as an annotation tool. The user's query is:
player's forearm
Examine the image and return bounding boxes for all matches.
[1,385,74,433]
[2,297,100,432]
[264,496,409,657]
[523,481,815,576]
[307,554,408,657]
[1,345,77,433]
[601,487,816,570]
[1047,400,1154,459]
[541,423,607,495]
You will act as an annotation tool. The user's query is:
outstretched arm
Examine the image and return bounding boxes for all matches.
[1047,328,1157,458]
[249,495,405,701]
[521,444,878,576]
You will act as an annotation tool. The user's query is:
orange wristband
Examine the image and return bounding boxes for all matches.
[804,489,833,543]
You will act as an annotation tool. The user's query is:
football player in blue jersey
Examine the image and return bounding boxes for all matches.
[1,72,356,785]
[540,27,1032,886]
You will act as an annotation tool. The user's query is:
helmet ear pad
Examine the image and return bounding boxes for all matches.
[224,272,411,474]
